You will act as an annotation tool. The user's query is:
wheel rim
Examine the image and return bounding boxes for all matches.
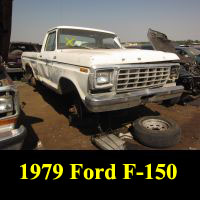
[141,119,170,131]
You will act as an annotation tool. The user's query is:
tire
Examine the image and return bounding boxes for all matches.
[29,76,37,87]
[23,67,37,87]
[163,97,180,106]
[68,93,88,125]
[132,116,181,148]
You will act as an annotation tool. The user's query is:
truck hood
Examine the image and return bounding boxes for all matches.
[58,48,179,67]
[147,28,194,64]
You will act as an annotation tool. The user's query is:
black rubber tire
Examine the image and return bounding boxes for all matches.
[29,76,38,87]
[132,116,181,148]
[73,95,88,121]
[163,97,180,106]
[68,92,88,125]
[23,67,37,87]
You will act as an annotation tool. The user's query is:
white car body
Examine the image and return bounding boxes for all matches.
[22,26,184,112]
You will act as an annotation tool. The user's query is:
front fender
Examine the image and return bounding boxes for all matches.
[56,65,90,101]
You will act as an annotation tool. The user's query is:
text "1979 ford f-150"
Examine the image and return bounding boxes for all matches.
[21,26,184,119]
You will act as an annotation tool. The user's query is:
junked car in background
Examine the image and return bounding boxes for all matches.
[0,56,26,150]
[175,47,200,66]
[6,42,41,74]
[127,44,154,50]
[0,0,27,150]
[194,47,200,51]
[190,45,200,51]
[148,29,200,95]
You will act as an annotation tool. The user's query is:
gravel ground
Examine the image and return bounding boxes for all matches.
[16,81,200,150]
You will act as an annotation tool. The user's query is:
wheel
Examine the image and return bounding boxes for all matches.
[163,97,180,106]
[27,75,37,87]
[68,93,88,124]
[132,116,181,148]
[23,67,37,87]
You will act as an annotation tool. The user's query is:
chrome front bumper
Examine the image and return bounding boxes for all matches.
[85,86,184,112]
[0,125,27,150]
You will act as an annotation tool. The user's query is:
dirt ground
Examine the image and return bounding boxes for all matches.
[16,81,200,150]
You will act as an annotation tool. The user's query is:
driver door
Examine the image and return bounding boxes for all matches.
[37,31,56,82]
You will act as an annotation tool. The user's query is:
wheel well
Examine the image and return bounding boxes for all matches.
[59,78,78,95]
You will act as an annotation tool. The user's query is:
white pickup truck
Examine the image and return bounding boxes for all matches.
[21,26,184,118]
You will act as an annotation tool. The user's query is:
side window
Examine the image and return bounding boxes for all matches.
[176,49,184,56]
[178,49,187,56]
[45,32,56,51]
[102,38,119,49]
[182,50,187,56]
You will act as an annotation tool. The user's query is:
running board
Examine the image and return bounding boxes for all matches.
[92,134,126,150]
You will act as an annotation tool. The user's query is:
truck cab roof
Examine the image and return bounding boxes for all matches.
[48,26,116,35]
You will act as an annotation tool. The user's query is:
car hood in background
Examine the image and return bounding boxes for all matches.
[147,29,177,53]
[147,28,194,64]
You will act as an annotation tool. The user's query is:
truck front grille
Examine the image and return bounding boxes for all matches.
[117,67,170,92]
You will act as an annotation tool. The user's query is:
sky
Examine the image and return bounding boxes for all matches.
[11,0,200,44]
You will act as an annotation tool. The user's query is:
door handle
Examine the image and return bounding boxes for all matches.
[53,56,56,59]
[39,55,42,58]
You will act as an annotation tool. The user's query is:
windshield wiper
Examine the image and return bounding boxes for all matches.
[97,47,112,49]
[71,46,93,49]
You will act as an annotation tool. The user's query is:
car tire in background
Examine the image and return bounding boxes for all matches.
[132,116,181,148]
[162,97,180,106]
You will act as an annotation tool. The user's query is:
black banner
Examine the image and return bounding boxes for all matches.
[0,150,199,185]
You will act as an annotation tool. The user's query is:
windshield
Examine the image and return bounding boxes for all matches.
[57,29,121,49]
[186,48,200,56]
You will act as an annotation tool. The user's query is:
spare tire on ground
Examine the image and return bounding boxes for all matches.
[132,116,181,148]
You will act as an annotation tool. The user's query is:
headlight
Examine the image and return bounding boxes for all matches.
[89,69,114,90]
[96,71,111,85]
[0,95,13,114]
